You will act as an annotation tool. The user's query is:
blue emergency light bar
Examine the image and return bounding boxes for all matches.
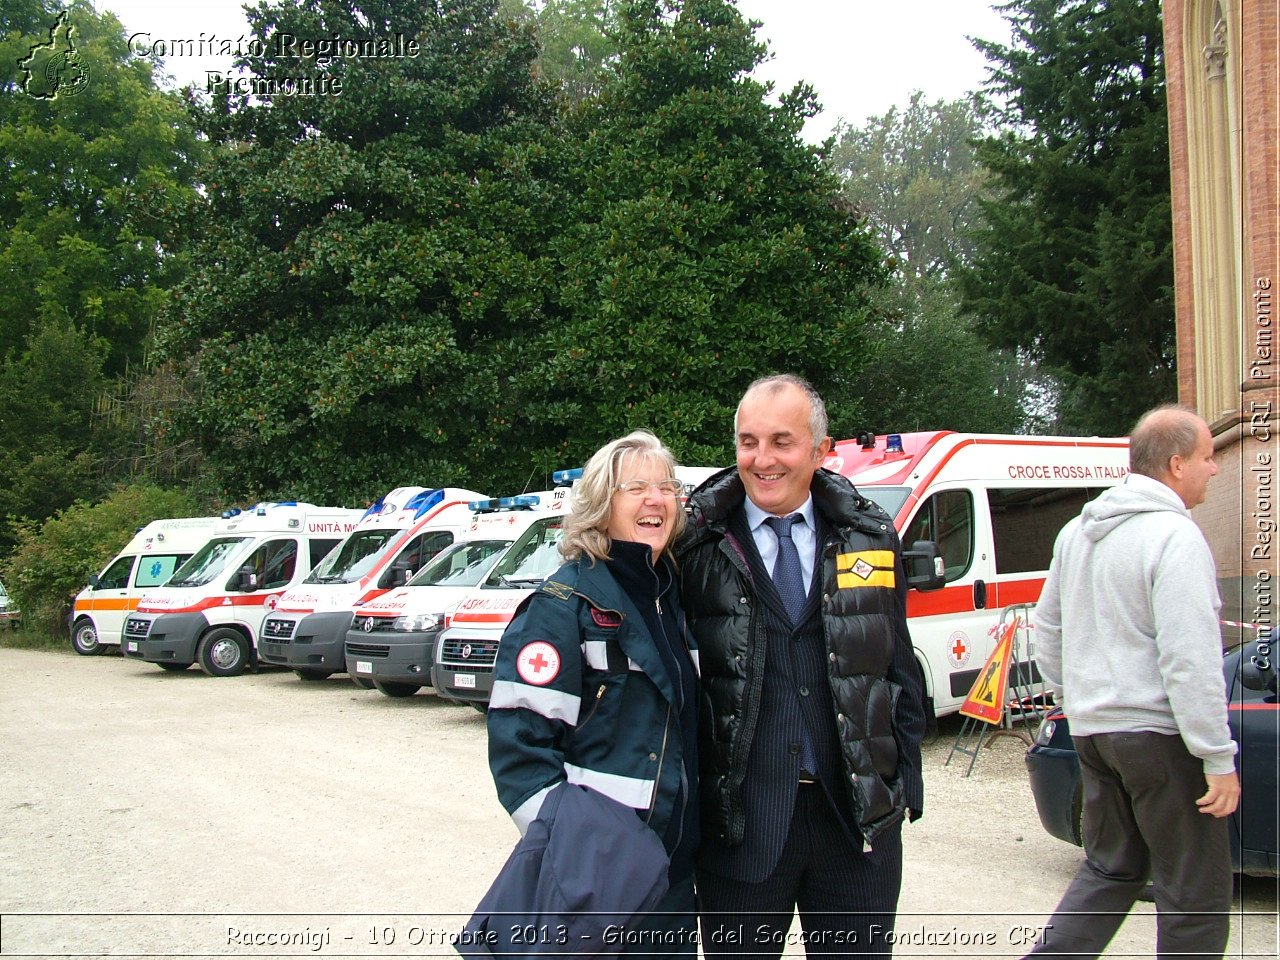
[359,497,386,522]
[221,508,242,519]
[552,468,583,485]
[885,434,904,454]
[410,489,446,519]
[469,495,541,513]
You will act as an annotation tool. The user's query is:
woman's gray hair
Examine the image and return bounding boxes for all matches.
[560,430,686,563]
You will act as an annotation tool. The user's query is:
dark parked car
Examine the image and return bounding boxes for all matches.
[1026,640,1279,877]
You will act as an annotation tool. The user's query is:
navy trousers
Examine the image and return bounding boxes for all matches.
[697,784,903,958]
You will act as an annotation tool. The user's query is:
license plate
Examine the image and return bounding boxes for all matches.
[127,642,137,652]
[455,674,476,689]
[355,661,372,674]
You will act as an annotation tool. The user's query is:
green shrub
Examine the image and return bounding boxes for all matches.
[1,484,202,637]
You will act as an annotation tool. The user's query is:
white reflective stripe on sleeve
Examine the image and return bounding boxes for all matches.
[689,649,700,677]
[582,640,610,671]
[489,680,580,724]
[511,783,556,836]
[564,762,655,811]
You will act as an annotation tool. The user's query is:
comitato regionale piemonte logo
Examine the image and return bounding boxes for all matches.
[18,11,91,100]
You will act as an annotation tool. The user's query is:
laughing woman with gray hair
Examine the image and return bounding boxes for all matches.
[486,430,700,955]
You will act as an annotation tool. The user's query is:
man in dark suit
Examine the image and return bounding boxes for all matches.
[677,375,926,957]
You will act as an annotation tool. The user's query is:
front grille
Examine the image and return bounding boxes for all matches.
[345,641,390,659]
[439,637,499,668]
[262,618,296,641]
[351,615,401,633]
[123,618,151,639]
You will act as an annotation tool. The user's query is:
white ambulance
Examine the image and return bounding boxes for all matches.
[825,431,1130,717]
[121,503,363,676]
[257,487,486,680]
[433,466,719,709]
[345,491,569,698]
[70,516,219,655]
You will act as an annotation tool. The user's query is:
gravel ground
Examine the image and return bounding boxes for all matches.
[1,647,1275,959]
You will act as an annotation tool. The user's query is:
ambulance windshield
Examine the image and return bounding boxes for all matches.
[167,537,250,587]
[305,530,401,584]
[484,518,566,588]
[410,539,512,588]
[859,486,910,521]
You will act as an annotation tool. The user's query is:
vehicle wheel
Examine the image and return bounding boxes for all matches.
[71,618,103,656]
[350,675,376,690]
[373,680,420,698]
[294,668,332,682]
[157,662,191,672]
[198,629,250,677]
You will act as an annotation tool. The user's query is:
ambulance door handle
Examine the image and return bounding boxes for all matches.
[973,580,987,610]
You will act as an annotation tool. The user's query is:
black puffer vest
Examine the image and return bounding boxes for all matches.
[675,467,924,846]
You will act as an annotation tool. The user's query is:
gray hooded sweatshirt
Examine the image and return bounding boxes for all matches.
[1034,473,1237,775]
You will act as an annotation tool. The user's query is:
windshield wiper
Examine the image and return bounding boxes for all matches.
[500,576,546,588]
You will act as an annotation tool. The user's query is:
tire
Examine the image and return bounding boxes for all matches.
[71,618,103,656]
[294,669,332,682]
[157,662,191,672]
[350,675,376,690]
[373,680,420,698]
[197,628,250,677]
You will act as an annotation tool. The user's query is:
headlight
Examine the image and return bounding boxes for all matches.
[391,613,439,632]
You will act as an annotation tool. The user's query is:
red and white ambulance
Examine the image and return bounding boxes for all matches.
[121,503,363,676]
[825,431,1130,717]
[345,491,570,698]
[257,486,486,680]
[70,516,219,656]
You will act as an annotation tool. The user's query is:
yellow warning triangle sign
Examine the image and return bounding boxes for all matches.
[959,618,1019,724]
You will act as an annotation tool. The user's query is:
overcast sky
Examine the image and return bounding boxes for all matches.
[94,0,1012,142]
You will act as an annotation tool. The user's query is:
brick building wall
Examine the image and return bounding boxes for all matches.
[1165,0,1278,643]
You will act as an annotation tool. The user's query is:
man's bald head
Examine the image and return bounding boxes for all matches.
[1129,405,1218,508]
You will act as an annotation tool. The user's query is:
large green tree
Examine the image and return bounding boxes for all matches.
[156,0,569,502]
[530,0,886,468]
[0,0,203,550]
[831,93,1031,435]
[959,0,1174,434]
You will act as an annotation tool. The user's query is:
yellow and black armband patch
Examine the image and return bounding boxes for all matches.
[836,550,896,589]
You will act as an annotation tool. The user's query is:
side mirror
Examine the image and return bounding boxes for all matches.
[1241,640,1277,693]
[231,568,259,592]
[903,540,945,592]
[383,559,413,589]
[88,574,100,589]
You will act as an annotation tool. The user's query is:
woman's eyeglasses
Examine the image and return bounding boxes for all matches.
[615,479,684,498]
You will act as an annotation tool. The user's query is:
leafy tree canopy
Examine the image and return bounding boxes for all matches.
[831,93,1028,435]
[0,0,203,551]
[530,0,887,468]
[0,0,203,374]
[959,0,1174,434]
[155,0,570,502]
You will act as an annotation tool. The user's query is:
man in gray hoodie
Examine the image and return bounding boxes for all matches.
[1025,405,1240,960]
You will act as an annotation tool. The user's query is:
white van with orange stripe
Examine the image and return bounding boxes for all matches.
[121,503,363,677]
[825,431,1129,717]
[70,517,219,656]
[257,486,486,681]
